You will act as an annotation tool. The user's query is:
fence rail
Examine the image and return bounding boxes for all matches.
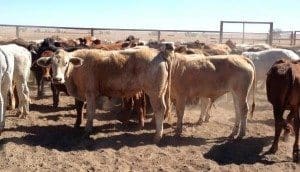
[0,24,299,46]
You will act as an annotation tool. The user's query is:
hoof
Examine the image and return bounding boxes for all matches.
[228,133,237,140]
[266,147,277,154]
[237,133,245,139]
[138,123,144,130]
[16,111,21,116]
[37,95,44,99]
[82,133,90,139]
[282,134,290,142]
[236,135,244,140]
[6,106,13,110]
[82,131,91,139]
[293,154,299,163]
[175,128,182,136]
[293,149,299,163]
[153,135,162,144]
[19,114,26,119]
[175,132,182,138]
[17,111,26,119]
[196,119,203,125]
[74,123,81,129]
[204,117,210,123]
[84,127,92,133]
[37,91,45,98]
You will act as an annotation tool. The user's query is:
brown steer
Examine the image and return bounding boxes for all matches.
[266,59,300,162]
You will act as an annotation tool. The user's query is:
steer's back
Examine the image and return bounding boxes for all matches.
[266,60,300,108]
[172,54,255,99]
[68,48,164,99]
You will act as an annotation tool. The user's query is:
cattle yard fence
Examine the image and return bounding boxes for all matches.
[0,23,300,46]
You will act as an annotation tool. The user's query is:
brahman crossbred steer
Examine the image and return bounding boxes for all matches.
[37,43,174,143]
[266,59,300,162]
[170,53,256,139]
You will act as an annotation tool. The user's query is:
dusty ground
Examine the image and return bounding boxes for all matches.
[0,83,300,172]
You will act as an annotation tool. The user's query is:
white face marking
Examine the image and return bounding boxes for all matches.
[51,54,69,84]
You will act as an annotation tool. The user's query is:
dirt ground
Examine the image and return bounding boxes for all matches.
[0,83,300,172]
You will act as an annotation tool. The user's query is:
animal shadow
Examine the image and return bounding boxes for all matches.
[2,124,206,152]
[30,103,75,113]
[204,136,275,165]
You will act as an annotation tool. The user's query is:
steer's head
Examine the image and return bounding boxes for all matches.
[160,42,175,59]
[36,49,83,84]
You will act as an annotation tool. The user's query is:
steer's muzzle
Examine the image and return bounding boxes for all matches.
[165,43,174,51]
[52,77,62,84]
[43,76,52,81]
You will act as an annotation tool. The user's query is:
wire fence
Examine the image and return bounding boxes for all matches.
[0,24,299,46]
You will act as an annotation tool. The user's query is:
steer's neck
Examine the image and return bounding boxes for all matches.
[160,51,174,61]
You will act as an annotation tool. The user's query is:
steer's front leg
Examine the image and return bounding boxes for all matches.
[85,93,96,135]
[293,108,300,162]
[175,98,186,136]
[74,99,84,128]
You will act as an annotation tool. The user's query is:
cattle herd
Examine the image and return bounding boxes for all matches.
[0,35,300,162]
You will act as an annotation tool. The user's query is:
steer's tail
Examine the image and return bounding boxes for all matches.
[248,59,256,119]
[165,54,173,121]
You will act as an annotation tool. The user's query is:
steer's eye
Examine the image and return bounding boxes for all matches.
[65,62,68,65]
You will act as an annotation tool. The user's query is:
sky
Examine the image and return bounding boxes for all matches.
[0,0,299,32]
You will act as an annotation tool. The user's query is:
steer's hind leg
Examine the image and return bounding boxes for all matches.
[175,98,186,136]
[0,91,4,131]
[292,108,300,162]
[197,98,211,124]
[84,92,96,135]
[149,94,166,143]
[229,92,241,138]
[268,107,284,154]
[237,99,249,139]
[283,110,294,142]
[230,85,249,139]
[204,99,213,122]
[15,77,30,118]
[0,75,11,131]
[197,98,207,125]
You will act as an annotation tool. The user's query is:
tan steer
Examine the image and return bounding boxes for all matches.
[171,53,255,139]
[37,44,174,143]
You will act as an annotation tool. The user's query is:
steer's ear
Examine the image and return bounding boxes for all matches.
[37,57,52,67]
[69,57,83,67]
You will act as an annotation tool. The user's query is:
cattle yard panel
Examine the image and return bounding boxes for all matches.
[294,31,300,46]
[220,21,274,45]
[272,31,295,46]
[0,24,299,46]
[19,27,91,41]
[159,31,220,44]
[0,25,17,40]
[93,29,159,42]
[222,31,269,44]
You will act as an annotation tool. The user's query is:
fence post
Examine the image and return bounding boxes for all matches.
[290,31,294,46]
[269,22,273,45]
[16,26,20,38]
[91,28,94,36]
[266,33,269,44]
[294,31,297,46]
[219,21,223,43]
[242,22,245,43]
[157,30,161,43]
